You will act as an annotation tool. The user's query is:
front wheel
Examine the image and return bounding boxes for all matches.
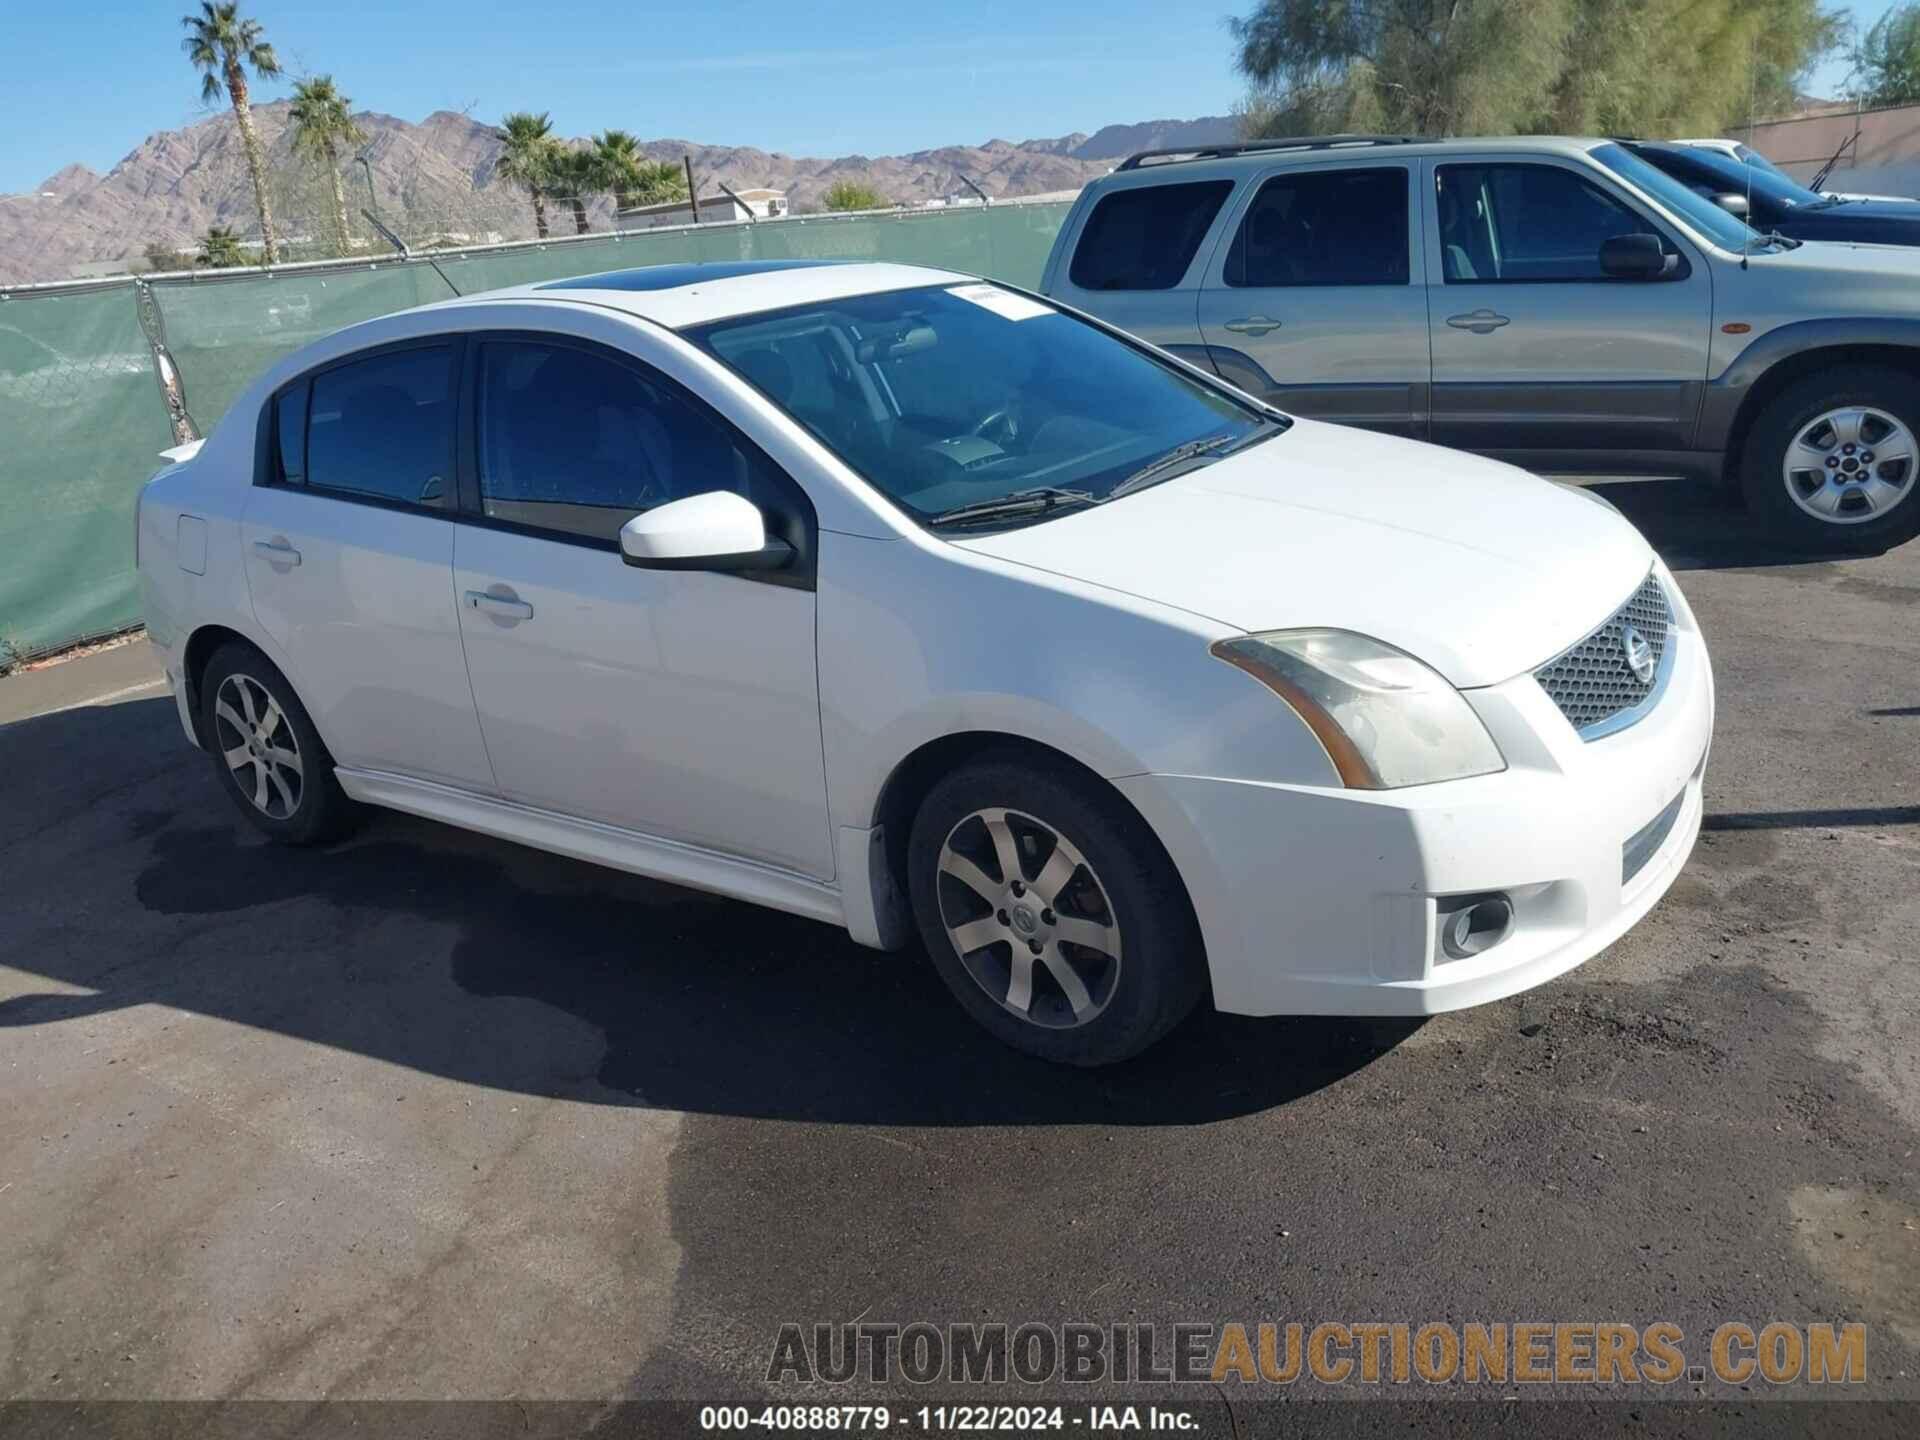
[1741,366,1920,551]
[906,755,1204,1066]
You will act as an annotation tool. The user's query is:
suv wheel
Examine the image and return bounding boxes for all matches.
[200,642,355,845]
[1742,365,1920,550]
[906,755,1204,1066]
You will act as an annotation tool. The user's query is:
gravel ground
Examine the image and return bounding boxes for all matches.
[0,484,1915,1435]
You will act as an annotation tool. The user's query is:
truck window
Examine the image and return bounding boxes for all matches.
[1068,180,1233,292]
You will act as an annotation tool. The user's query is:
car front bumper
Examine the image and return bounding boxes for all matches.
[1115,578,1715,1017]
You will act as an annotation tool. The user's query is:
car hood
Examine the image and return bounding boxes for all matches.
[954,419,1654,689]
[1777,203,1920,244]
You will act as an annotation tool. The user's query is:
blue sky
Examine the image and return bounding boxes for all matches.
[0,0,1898,195]
[0,1,1242,193]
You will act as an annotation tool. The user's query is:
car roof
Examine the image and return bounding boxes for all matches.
[432,259,973,330]
[1101,133,1610,180]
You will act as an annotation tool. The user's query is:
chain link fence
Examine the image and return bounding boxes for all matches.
[0,197,1075,667]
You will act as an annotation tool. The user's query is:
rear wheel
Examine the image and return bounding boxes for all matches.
[199,642,354,845]
[1741,366,1920,550]
[907,755,1204,1066]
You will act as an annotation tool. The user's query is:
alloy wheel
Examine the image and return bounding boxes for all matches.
[935,807,1122,1029]
[1782,405,1916,525]
[212,672,304,820]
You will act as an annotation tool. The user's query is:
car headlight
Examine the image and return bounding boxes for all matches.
[1209,629,1506,789]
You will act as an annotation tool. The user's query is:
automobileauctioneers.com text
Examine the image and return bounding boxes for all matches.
[766,1319,1866,1388]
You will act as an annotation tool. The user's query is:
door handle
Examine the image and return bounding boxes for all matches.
[465,589,534,623]
[1445,308,1510,334]
[252,537,301,567]
[1222,315,1282,336]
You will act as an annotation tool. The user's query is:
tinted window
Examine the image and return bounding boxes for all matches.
[476,340,767,543]
[274,381,308,485]
[689,283,1275,530]
[306,346,453,506]
[1226,167,1409,287]
[1437,164,1669,282]
[1069,180,1233,291]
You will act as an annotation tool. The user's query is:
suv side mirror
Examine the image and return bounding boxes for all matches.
[1713,192,1751,218]
[1598,233,1674,280]
[619,491,793,572]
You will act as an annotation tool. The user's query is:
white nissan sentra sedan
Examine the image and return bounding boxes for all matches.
[136,260,1713,1065]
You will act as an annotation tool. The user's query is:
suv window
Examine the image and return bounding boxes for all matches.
[304,345,454,506]
[1226,167,1410,287]
[475,340,769,543]
[1437,163,1669,283]
[1068,180,1233,291]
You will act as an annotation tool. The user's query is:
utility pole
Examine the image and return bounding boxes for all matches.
[684,154,699,224]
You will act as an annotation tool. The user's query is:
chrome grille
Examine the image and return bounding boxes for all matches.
[1534,572,1672,739]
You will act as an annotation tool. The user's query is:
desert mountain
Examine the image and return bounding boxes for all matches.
[0,108,1236,285]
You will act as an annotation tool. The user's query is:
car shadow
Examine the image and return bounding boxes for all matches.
[1588,481,1883,571]
[0,695,1415,1128]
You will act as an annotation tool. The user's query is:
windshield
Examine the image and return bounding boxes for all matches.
[1732,144,1802,188]
[1590,142,1759,250]
[1655,141,1826,209]
[686,283,1277,530]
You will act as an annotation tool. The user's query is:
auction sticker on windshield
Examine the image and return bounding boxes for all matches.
[947,283,1053,321]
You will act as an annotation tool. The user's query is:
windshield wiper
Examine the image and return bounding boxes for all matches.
[928,486,1097,529]
[1745,229,1802,251]
[1106,430,1266,500]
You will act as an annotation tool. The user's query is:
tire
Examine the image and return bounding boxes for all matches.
[199,641,354,845]
[1740,365,1920,551]
[906,753,1205,1066]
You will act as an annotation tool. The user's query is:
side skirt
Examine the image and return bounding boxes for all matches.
[335,767,847,930]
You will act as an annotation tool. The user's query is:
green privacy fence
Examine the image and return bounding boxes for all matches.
[0,283,179,661]
[0,199,1073,665]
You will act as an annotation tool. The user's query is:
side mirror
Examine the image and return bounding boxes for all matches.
[1713,192,1751,219]
[1598,233,1674,280]
[618,490,793,572]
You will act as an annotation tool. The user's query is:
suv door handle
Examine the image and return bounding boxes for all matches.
[252,537,301,567]
[465,589,534,623]
[1222,315,1282,336]
[1445,308,1510,334]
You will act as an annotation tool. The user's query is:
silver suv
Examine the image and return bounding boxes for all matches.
[1040,134,1920,549]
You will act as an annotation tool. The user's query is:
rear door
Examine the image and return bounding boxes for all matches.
[242,340,495,791]
[1195,160,1429,438]
[1424,154,1714,471]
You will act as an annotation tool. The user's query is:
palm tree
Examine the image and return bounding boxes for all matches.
[182,2,283,264]
[287,75,366,255]
[495,111,559,239]
[593,132,690,221]
[592,130,648,211]
[552,148,600,234]
[197,224,247,268]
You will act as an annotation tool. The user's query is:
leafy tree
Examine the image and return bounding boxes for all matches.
[181,2,283,263]
[1851,3,1920,105]
[1230,0,1843,140]
[551,147,601,234]
[197,224,248,268]
[495,111,560,238]
[592,130,685,211]
[822,179,887,211]
[288,75,366,255]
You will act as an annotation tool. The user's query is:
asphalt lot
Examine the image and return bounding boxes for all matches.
[1,483,1917,1431]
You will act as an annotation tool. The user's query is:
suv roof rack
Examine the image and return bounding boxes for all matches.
[1115,135,1426,171]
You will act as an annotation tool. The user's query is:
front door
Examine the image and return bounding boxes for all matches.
[450,336,833,880]
[1195,161,1431,438]
[1424,156,1714,471]
[242,340,495,791]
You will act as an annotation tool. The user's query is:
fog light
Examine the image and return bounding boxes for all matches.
[1439,894,1513,960]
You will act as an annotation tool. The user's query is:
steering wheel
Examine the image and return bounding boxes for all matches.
[972,407,1019,444]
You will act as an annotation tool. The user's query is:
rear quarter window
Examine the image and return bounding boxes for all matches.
[1068,180,1234,291]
